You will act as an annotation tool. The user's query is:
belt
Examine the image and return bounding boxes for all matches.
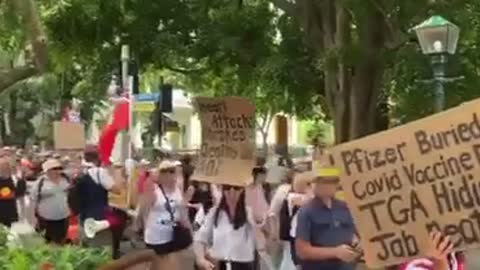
[217,260,254,270]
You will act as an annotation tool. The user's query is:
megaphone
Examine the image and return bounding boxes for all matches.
[84,218,110,239]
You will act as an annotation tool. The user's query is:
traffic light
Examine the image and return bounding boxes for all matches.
[117,59,139,94]
[129,60,139,95]
[160,83,173,113]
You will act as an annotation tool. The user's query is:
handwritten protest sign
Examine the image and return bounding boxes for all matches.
[193,97,256,186]
[53,121,85,150]
[327,99,480,268]
[109,167,138,209]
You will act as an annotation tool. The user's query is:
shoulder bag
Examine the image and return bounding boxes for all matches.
[159,185,193,252]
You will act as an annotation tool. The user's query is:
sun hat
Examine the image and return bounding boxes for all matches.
[173,160,182,166]
[313,167,340,183]
[42,159,63,172]
[139,159,151,166]
[158,160,176,170]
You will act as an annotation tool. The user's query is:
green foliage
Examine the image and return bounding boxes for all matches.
[0,245,111,270]
[0,225,110,270]
[3,0,480,146]
[385,1,480,124]
[304,120,334,145]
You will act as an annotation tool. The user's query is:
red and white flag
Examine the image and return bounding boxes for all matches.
[98,98,130,166]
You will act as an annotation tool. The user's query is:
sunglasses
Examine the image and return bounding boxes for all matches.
[160,168,176,174]
[223,185,242,191]
[51,167,63,171]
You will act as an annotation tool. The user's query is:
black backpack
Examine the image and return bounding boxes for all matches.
[68,169,103,216]
[279,193,299,241]
[67,173,89,215]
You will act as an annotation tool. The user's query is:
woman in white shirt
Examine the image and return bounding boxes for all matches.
[194,184,267,270]
[138,160,193,270]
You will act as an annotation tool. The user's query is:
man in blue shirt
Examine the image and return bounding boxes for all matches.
[295,168,360,270]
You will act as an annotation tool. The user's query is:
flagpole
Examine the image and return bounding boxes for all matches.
[127,74,134,209]
[121,45,133,209]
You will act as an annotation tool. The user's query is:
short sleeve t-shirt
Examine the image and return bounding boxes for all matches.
[296,198,357,270]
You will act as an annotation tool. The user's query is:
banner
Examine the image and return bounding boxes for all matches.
[53,121,85,150]
[326,99,480,268]
[192,97,256,186]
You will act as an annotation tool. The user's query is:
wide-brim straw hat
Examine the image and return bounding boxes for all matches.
[158,160,176,170]
[42,159,63,172]
[313,167,341,183]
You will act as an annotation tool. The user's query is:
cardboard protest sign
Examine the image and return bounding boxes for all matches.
[53,121,85,150]
[327,99,480,268]
[109,167,138,209]
[192,96,256,186]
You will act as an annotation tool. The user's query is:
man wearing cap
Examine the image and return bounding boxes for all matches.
[295,168,360,270]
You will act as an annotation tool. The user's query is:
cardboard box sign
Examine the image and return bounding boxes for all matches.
[192,96,256,187]
[326,99,480,268]
[108,167,138,209]
[53,121,86,150]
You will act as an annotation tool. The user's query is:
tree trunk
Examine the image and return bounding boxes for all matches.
[282,0,388,144]
[256,111,274,157]
[348,5,386,141]
[0,66,37,92]
[5,92,17,145]
[0,0,48,92]
[13,0,48,71]
[260,129,268,156]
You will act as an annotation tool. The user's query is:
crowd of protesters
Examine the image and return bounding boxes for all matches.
[0,144,463,270]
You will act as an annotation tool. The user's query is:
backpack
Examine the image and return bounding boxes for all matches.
[279,192,299,241]
[68,169,104,217]
[67,173,90,215]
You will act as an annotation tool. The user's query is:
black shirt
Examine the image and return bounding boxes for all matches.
[0,177,26,226]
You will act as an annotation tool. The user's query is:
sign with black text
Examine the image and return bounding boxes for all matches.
[193,97,256,186]
[327,99,480,268]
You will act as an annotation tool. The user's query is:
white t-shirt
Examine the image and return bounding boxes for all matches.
[144,186,183,245]
[268,184,291,217]
[86,167,114,190]
[195,206,256,262]
[287,193,307,238]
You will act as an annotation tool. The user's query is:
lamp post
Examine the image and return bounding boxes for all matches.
[413,16,461,112]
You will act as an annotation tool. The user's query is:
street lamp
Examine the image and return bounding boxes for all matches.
[413,16,461,112]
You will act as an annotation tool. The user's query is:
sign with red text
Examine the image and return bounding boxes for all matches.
[327,99,480,268]
[193,97,256,186]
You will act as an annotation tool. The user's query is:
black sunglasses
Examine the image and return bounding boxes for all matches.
[51,167,63,171]
[223,185,242,191]
[160,168,176,174]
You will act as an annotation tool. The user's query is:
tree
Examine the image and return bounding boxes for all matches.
[388,2,480,124]
[269,0,474,142]
[29,0,480,148]
[0,0,48,92]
